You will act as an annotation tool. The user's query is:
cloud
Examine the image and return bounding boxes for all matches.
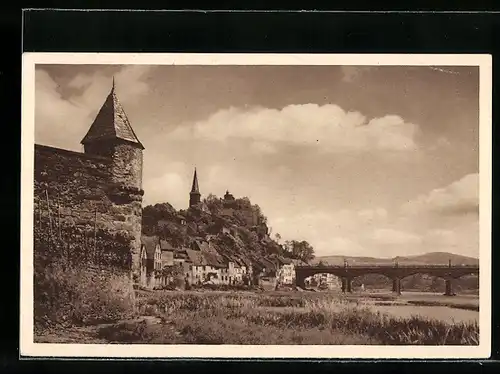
[35,65,152,151]
[358,208,388,222]
[371,228,422,246]
[170,104,419,153]
[250,141,277,154]
[318,237,365,256]
[420,223,478,257]
[402,173,479,216]
[268,208,392,257]
[67,65,151,106]
[143,170,187,209]
[35,70,91,151]
[424,229,458,247]
[34,65,479,260]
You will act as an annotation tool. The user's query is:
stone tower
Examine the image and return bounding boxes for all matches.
[189,168,201,207]
[80,78,144,280]
[81,78,144,189]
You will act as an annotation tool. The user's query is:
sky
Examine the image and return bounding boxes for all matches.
[34,63,480,259]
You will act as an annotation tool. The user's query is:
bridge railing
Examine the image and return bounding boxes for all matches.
[296,264,479,269]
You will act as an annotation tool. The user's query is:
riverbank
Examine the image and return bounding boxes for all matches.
[35,290,479,345]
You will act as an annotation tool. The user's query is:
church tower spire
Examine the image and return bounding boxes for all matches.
[189,167,201,207]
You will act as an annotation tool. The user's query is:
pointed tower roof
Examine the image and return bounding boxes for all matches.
[190,168,200,194]
[80,78,144,149]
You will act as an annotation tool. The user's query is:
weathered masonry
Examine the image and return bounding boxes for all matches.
[34,81,145,280]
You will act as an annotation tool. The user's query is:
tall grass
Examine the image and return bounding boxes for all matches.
[123,292,479,345]
[34,262,136,331]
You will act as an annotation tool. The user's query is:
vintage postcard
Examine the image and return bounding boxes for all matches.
[20,53,492,359]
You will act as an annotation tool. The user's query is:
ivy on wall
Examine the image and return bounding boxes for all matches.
[34,215,133,270]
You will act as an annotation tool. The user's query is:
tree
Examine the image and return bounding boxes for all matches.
[283,240,315,263]
[430,276,444,292]
[309,277,318,287]
[143,202,177,221]
[160,264,184,288]
[274,233,281,243]
[159,221,186,247]
[252,204,267,225]
[204,194,223,214]
[237,197,252,208]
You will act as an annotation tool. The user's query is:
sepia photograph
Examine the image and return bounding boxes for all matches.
[20,53,491,359]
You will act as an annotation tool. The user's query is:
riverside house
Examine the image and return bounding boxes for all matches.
[140,235,162,289]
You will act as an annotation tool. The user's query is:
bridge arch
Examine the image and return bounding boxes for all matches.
[397,271,479,295]
[398,272,448,294]
[349,272,393,292]
[304,272,342,291]
[294,264,479,296]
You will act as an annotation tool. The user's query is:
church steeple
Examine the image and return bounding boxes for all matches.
[191,168,200,194]
[189,168,201,207]
[80,77,144,150]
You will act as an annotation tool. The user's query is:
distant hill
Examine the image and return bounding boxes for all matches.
[396,252,479,266]
[313,251,479,266]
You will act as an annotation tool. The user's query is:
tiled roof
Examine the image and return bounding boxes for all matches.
[233,256,247,267]
[239,256,253,268]
[140,235,159,259]
[231,258,241,268]
[159,240,175,251]
[278,256,293,265]
[202,251,226,268]
[185,249,205,266]
[174,248,190,260]
[81,83,144,149]
[260,257,277,270]
[193,240,210,252]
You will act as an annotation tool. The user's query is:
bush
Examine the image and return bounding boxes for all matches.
[34,262,136,330]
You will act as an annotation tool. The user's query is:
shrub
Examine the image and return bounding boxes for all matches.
[34,262,136,330]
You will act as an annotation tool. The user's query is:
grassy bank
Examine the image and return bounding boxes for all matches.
[94,291,479,345]
[34,278,479,345]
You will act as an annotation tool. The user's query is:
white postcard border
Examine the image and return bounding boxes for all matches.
[20,53,492,359]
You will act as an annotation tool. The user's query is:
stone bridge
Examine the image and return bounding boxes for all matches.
[295,261,479,296]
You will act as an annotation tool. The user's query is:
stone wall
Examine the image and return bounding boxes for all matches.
[111,142,143,189]
[34,144,143,279]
